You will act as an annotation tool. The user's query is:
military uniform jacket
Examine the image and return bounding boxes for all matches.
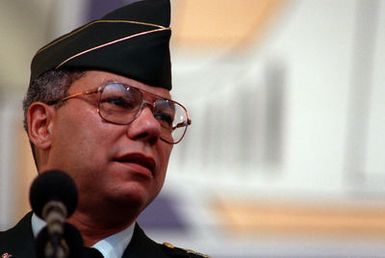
[0,212,208,258]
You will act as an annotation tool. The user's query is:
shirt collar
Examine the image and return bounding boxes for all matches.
[31,213,45,237]
[31,213,135,258]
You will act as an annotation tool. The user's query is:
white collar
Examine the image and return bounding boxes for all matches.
[31,213,135,258]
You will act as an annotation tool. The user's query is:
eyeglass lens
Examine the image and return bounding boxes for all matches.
[98,83,188,144]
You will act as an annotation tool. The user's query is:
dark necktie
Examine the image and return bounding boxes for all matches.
[82,247,104,258]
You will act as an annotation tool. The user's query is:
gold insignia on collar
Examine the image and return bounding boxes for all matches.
[1,253,12,258]
[186,249,211,258]
[163,242,175,248]
[162,242,210,257]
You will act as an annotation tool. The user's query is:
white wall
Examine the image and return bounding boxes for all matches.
[170,0,385,198]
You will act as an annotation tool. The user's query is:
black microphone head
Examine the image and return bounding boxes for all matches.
[30,170,78,219]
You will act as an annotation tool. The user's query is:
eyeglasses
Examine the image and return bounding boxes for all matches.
[52,82,191,144]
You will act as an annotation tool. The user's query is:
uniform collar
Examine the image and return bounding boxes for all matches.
[31,213,135,258]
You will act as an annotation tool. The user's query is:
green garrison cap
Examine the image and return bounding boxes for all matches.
[30,0,172,89]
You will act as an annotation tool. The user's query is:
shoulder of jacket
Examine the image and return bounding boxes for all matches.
[161,242,210,258]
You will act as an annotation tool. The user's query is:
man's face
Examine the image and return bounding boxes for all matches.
[40,71,173,216]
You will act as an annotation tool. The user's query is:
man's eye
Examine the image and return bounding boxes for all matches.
[154,112,174,129]
[102,97,136,110]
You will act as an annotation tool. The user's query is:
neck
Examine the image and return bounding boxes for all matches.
[68,210,136,246]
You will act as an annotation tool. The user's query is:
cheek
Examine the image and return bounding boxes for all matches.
[157,145,173,180]
[56,103,114,143]
[50,106,113,168]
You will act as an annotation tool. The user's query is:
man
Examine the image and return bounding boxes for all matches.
[0,1,207,257]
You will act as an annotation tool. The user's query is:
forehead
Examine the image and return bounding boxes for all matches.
[69,70,172,99]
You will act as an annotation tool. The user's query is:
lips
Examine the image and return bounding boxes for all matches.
[114,153,156,175]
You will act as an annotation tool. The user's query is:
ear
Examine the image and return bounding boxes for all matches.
[27,102,56,150]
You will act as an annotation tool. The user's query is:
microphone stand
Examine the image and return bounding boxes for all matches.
[43,201,68,258]
[35,222,84,258]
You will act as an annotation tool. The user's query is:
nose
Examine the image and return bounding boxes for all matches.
[126,106,161,145]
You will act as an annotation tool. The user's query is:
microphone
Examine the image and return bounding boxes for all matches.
[29,170,79,258]
[29,170,78,221]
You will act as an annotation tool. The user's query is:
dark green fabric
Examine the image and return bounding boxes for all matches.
[30,0,172,90]
[0,212,208,258]
[0,213,36,258]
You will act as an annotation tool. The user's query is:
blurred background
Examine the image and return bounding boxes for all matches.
[1,0,385,257]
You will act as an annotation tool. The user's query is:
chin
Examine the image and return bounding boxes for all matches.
[109,184,157,210]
